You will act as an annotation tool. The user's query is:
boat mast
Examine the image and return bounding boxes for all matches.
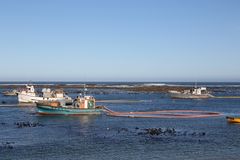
[83,84,87,97]
[195,82,197,88]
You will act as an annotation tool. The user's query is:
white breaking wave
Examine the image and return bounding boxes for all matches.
[142,83,167,86]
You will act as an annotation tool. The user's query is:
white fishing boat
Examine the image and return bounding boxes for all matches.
[18,85,72,103]
[169,87,214,99]
[2,89,19,96]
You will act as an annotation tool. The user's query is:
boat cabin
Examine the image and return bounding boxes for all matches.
[73,96,96,109]
[19,85,36,96]
[192,87,208,95]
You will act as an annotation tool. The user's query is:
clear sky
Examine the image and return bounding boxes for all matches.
[0,0,239,82]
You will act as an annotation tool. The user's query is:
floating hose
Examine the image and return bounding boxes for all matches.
[100,106,221,119]
[214,96,240,99]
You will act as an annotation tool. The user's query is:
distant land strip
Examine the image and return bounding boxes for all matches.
[0,84,191,93]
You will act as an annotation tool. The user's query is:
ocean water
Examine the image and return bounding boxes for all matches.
[0,82,240,160]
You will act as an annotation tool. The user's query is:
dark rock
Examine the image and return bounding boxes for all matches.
[117,128,128,133]
[137,128,207,139]
[199,132,206,136]
[145,128,162,136]
[14,122,44,128]
[1,142,14,149]
[191,132,197,136]
[121,128,128,132]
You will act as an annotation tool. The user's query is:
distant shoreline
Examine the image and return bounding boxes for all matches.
[0,84,194,93]
[1,82,239,93]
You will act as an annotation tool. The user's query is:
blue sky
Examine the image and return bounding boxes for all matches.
[0,0,239,82]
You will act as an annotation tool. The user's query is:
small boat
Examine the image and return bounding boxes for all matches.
[36,95,102,115]
[18,85,72,103]
[2,89,19,96]
[169,87,214,99]
[226,116,240,123]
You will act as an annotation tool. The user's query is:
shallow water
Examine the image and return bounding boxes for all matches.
[0,82,240,160]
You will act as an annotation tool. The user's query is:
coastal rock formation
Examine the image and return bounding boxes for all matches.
[14,122,44,128]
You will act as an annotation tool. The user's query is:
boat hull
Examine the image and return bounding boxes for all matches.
[18,94,43,103]
[37,105,102,115]
[18,94,72,104]
[2,90,18,96]
[169,92,213,99]
[3,92,17,96]
[226,117,240,123]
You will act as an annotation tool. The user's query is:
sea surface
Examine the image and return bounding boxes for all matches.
[0,82,240,160]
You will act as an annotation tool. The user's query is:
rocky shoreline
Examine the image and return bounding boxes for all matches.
[122,85,192,93]
[0,84,192,93]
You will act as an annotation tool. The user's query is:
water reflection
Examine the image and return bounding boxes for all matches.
[36,114,99,126]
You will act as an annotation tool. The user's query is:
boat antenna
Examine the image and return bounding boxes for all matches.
[195,82,197,88]
[83,84,88,96]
